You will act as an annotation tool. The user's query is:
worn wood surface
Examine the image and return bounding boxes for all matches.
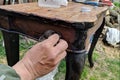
[0,2,108,23]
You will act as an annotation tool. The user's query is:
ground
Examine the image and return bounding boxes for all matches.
[55,38,120,80]
[0,34,119,80]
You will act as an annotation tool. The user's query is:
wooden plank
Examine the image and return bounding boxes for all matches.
[0,2,108,23]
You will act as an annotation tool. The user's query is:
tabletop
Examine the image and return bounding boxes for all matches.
[0,2,108,23]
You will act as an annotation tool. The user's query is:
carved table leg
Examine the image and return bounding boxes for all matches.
[2,31,19,66]
[65,30,87,80]
[88,18,105,68]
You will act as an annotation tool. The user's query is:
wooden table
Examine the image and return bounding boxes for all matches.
[0,2,107,80]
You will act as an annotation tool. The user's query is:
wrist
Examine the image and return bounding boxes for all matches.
[12,60,34,80]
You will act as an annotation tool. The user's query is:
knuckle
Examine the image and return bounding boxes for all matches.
[51,60,57,66]
[49,55,57,64]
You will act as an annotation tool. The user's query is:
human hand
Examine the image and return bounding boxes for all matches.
[13,34,68,80]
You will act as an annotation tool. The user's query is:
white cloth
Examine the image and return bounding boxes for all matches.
[106,28,120,46]
[0,75,6,80]
[38,0,68,8]
[36,66,58,80]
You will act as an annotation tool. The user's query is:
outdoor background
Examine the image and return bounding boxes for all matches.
[0,31,119,80]
[0,0,120,80]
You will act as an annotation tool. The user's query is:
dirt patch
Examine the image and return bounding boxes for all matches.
[95,38,120,59]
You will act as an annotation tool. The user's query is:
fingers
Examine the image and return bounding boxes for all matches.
[54,39,68,53]
[54,51,67,65]
[43,34,60,46]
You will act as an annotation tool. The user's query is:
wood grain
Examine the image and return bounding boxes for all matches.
[0,2,108,23]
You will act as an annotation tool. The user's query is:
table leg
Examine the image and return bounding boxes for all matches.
[3,0,5,5]
[65,30,87,80]
[88,18,105,68]
[2,31,19,67]
[65,52,86,80]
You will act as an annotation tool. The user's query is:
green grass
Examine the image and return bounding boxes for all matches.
[81,66,90,80]
[92,51,100,61]
[114,2,120,8]
[19,36,35,59]
[0,32,5,58]
[0,32,6,63]
[106,58,120,80]
[0,45,5,57]
[0,32,35,62]
[54,60,66,80]
[54,51,120,80]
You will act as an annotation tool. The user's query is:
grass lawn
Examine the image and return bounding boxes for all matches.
[0,32,119,80]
